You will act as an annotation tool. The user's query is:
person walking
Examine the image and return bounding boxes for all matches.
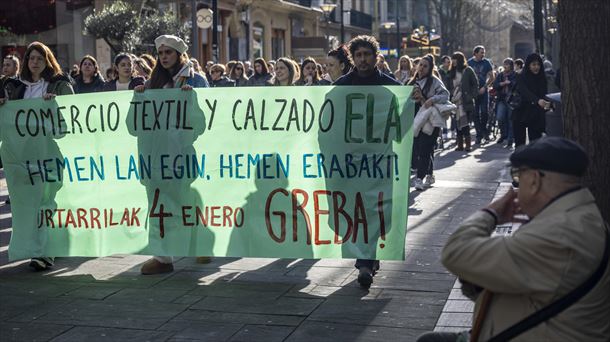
[333,35,401,289]
[134,34,209,275]
[447,52,478,152]
[229,61,248,86]
[73,55,105,94]
[294,57,321,86]
[467,45,495,145]
[512,53,549,147]
[493,58,517,147]
[245,58,272,86]
[394,55,413,84]
[102,53,145,91]
[271,58,297,86]
[0,41,74,271]
[320,44,352,85]
[209,64,235,87]
[407,54,450,190]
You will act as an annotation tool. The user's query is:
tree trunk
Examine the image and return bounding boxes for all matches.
[559,1,610,220]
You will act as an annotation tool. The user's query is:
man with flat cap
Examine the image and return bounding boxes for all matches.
[417,137,610,342]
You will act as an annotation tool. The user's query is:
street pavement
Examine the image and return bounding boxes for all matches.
[0,140,512,342]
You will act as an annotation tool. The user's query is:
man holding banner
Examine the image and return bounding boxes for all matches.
[333,35,402,288]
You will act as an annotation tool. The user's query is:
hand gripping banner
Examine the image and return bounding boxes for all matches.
[0,86,414,260]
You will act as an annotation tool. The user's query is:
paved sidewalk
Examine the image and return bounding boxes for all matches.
[0,141,512,342]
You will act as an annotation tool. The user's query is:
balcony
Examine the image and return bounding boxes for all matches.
[329,9,372,30]
[284,0,313,7]
[291,36,327,49]
[350,9,372,30]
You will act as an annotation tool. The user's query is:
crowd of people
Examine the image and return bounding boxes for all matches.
[1,35,560,279]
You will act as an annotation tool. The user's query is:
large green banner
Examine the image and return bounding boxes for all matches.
[0,86,413,261]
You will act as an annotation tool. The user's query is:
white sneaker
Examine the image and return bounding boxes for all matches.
[424,175,435,187]
[413,178,425,191]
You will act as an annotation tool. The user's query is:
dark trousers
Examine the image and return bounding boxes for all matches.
[513,118,544,147]
[416,127,440,179]
[473,92,489,140]
[355,259,380,271]
[456,126,470,138]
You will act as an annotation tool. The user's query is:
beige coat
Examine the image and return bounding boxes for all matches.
[442,188,610,341]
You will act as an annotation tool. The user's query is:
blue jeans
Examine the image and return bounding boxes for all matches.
[473,92,489,140]
[496,100,513,142]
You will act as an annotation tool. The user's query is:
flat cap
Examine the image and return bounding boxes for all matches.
[155,35,188,54]
[510,137,588,176]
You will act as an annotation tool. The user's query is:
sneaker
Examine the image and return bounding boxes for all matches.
[140,258,174,275]
[413,178,425,191]
[475,138,482,145]
[424,175,435,188]
[496,137,505,144]
[357,267,373,289]
[29,257,54,271]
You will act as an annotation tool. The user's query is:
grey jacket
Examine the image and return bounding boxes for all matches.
[415,76,449,104]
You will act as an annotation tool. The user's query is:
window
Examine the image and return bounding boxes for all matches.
[387,0,407,21]
[272,29,285,60]
[253,22,265,59]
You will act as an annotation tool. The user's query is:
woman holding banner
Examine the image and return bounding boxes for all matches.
[1,41,74,271]
[272,58,298,86]
[134,34,209,275]
[246,58,272,86]
[102,53,145,91]
[74,55,105,94]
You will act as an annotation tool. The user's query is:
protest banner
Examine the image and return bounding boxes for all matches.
[0,86,414,260]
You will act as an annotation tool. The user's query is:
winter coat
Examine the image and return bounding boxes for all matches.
[442,188,610,341]
[74,74,105,94]
[245,73,272,87]
[4,73,74,100]
[102,77,146,92]
[447,67,478,113]
[512,72,547,124]
[210,76,236,88]
[414,75,450,105]
[333,68,401,86]
[493,70,517,102]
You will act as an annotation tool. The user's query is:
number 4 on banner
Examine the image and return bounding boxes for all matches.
[149,188,173,238]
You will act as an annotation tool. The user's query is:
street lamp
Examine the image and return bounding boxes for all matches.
[381,22,395,58]
[320,3,337,50]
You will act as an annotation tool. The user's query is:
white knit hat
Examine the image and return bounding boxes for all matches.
[154,35,188,54]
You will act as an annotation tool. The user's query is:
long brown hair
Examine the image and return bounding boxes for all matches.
[79,55,101,78]
[229,61,248,82]
[297,57,320,84]
[21,41,63,82]
[272,58,297,86]
[148,49,189,89]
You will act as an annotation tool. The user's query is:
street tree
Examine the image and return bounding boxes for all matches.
[84,1,138,54]
[84,0,189,55]
[558,0,610,220]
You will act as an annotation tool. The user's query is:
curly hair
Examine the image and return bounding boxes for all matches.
[347,35,379,62]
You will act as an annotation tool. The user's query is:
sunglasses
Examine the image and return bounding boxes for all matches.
[510,166,545,188]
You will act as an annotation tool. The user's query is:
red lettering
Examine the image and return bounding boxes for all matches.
[130,208,141,226]
[333,191,353,244]
[45,209,55,228]
[234,207,244,227]
[210,206,221,227]
[313,190,331,245]
[222,206,233,227]
[265,188,288,243]
[90,208,101,229]
[291,189,312,244]
[109,209,118,226]
[65,210,77,228]
[352,192,368,243]
[195,206,208,226]
[182,206,194,226]
[119,208,131,226]
[77,208,88,228]
[56,209,65,227]
[377,192,386,241]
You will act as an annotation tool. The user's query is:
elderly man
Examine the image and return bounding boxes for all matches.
[418,137,609,341]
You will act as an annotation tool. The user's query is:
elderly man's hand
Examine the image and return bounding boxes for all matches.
[487,188,527,224]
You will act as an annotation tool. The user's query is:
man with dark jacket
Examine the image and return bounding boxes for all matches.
[333,35,401,289]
